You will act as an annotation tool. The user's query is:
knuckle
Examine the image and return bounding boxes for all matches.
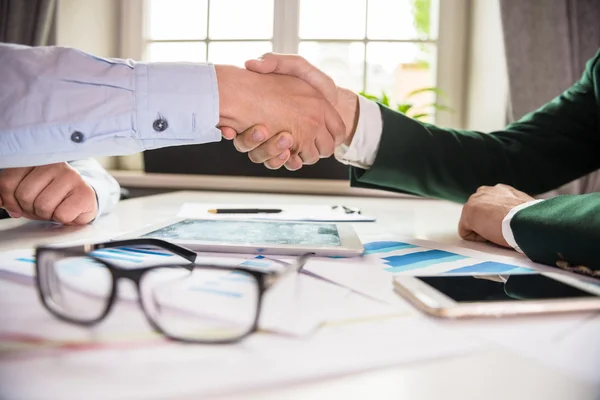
[34,203,55,219]
[52,209,73,224]
[0,179,13,194]
[14,188,35,206]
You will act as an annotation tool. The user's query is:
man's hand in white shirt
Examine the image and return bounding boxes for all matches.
[216,64,347,169]
[458,184,537,248]
[0,163,98,225]
[220,54,361,171]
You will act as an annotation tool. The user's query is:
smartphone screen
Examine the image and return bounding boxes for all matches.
[417,274,598,303]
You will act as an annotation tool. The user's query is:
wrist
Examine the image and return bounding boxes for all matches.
[215,65,246,129]
[336,87,359,146]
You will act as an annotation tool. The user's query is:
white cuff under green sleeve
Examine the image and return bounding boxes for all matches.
[501,199,545,252]
[334,96,383,169]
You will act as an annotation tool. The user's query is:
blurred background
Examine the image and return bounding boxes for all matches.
[10,0,599,197]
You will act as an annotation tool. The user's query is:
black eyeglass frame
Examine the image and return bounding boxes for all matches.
[34,238,310,344]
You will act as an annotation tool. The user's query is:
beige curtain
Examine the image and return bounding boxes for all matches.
[0,0,56,45]
[499,0,600,197]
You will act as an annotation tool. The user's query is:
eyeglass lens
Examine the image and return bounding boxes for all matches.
[139,267,260,341]
[38,253,113,322]
[38,251,261,341]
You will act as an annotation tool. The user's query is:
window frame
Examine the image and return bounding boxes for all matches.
[120,0,468,128]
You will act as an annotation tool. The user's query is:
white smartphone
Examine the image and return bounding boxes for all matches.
[117,218,365,257]
[393,273,600,318]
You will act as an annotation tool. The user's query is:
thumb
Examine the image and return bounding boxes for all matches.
[246,53,338,105]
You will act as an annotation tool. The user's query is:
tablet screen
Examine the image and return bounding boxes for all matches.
[143,219,342,247]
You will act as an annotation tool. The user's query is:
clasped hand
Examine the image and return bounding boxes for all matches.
[217,54,359,171]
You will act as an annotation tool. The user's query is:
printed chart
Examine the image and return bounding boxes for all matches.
[304,235,537,306]
[363,241,532,275]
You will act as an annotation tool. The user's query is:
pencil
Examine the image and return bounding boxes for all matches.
[207,208,283,214]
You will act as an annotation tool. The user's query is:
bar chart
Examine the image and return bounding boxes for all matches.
[364,241,533,275]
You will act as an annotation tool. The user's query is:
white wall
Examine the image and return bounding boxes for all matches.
[55,0,120,57]
[54,0,123,169]
[463,0,508,132]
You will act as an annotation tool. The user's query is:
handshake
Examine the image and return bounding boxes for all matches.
[0,54,356,225]
[216,54,360,171]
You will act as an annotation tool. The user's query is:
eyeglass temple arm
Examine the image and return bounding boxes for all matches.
[95,239,197,262]
[46,238,197,263]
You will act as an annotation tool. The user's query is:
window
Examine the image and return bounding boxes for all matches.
[121,0,467,127]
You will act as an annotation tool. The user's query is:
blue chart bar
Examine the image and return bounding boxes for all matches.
[241,255,272,268]
[103,249,146,257]
[444,261,532,275]
[383,250,467,273]
[90,250,144,263]
[118,247,173,257]
[363,241,418,255]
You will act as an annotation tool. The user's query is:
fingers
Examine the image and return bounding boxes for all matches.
[314,126,336,157]
[265,149,291,170]
[0,167,33,217]
[248,132,293,164]
[220,126,238,140]
[458,209,484,242]
[14,165,56,215]
[298,143,320,165]
[32,179,73,220]
[233,125,277,153]
[53,189,97,225]
[246,53,338,104]
[285,155,303,171]
[0,163,98,225]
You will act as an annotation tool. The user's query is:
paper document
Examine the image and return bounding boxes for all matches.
[177,203,376,222]
[447,311,600,384]
[0,279,483,400]
[302,234,551,307]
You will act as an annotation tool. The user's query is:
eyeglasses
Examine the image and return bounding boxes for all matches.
[34,238,310,344]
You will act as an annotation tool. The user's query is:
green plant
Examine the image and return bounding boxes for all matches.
[359,87,452,121]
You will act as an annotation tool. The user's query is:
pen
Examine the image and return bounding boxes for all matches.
[207,208,283,214]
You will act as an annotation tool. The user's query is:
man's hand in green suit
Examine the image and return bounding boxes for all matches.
[459,184,535,247]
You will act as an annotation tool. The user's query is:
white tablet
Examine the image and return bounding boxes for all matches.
[118,218,365,257]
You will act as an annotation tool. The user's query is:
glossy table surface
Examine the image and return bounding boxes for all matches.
[0,191,597,400]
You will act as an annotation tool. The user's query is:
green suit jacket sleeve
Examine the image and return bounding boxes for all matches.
[351,50,600,273]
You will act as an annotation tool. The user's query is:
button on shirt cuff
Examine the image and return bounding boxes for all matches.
[501,199,545,253]
[334,96,383,169]
[135,62,222,147]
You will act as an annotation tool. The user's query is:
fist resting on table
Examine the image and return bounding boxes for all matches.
[0,162,98,225]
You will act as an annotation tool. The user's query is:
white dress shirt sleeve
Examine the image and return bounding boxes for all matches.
[501,199,545,253]
[334,96,383,169]
[68,159,121,219]
[0,43,221,168]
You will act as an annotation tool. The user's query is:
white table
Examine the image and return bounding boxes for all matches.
[0,191,597,400]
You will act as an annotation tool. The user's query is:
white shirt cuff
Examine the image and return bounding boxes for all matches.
[135,61,222,145]
[334,96,383,169]
[502,199,545,253]
[69,159,121,220]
